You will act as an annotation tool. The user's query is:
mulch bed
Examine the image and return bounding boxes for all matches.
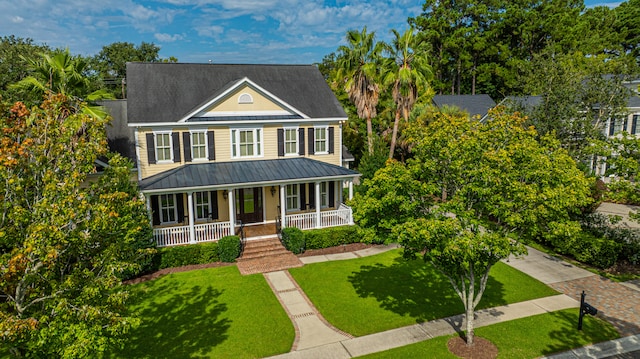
[447,336,498,359]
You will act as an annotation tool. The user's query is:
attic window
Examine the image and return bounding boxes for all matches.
[238,93,253,104]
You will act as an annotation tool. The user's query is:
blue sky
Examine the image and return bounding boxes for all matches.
[1,0,623,64]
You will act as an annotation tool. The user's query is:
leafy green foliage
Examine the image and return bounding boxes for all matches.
[0,95,153,357]
[281,227,305,254]
[304,225,361,249]
[0,36,51,103]
[153,242,220,270]
[217,235,241,262]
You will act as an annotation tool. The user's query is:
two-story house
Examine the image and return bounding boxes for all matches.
[112,63,360,247]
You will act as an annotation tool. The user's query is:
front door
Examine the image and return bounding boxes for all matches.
[235,187,263,224]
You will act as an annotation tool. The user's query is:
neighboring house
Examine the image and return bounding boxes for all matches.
[432,94,497,121]
[501,92,640,177]
[106,63,360,247]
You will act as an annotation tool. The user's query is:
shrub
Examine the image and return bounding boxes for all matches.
[218,235,241,262]
[304,226,361,249]
[147,242,220,271]
[569,232,621,269]
[281,227,305,254]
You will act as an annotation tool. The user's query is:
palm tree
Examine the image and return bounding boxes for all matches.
[382,28,432,159]
[11,48,113,118]
[334,27,384,155]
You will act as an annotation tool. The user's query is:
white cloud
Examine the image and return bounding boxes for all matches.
[11,16,23,23]
[195,25,224,38]
[154,33,184,42]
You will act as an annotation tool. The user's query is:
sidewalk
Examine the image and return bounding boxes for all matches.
[262,244,640,358]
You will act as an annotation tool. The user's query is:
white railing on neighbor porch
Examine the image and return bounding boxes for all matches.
[154,221,232,247]
[285,204,353,230]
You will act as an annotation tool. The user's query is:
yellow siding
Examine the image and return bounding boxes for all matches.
[207,85,287,113]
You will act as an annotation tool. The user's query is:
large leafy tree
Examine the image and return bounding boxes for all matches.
[0,95,153,357]
[353,109,591,346]
[0,36,51,103]
[382,28,432,159]
[334,27,384,154]
[10,48,114,118]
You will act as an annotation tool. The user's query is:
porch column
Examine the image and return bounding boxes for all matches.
[187,191,196,244]
[348,180,354,200]
[280,185,286,228]
[315,182,321,228]
[228,189,235,233]
[144,194,153,226]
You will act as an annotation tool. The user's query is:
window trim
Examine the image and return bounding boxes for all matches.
[190,130,208,162]
[284,126,299,156]
[159,194,178,224]
[314,126,329,154]
[285,184,299,212]
[231,127,263,158]
[154,131,173,163]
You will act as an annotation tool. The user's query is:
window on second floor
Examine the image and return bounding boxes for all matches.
[231,128,262,158]
[191,131,208,160]
[285,128,298,155]
[315,126,328,154]
[155,132,173,162]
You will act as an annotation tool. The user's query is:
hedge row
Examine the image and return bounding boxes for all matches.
[280,225,361,254]
[142,235,242,273]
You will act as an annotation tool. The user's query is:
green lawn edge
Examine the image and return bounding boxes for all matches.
[109,265,294,359]
[289,249,559,336]
[358,308,620,358]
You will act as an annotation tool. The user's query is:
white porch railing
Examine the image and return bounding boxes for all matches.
[154,221,232,247]
[285,204,353,230]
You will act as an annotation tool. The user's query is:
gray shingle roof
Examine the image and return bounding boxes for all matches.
[126,63,347,124]
[139,157,360,192]
[432,94,496,119]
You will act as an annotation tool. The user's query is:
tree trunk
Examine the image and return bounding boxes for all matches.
[389,110,401,159]
[466,270,475,346]
[366,115,374,154]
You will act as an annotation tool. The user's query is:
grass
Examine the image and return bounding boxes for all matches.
[109,265,294,359]
[289,249,559,336]
[358,308,620,358]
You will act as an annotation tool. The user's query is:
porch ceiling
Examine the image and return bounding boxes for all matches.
[139,157,360,193]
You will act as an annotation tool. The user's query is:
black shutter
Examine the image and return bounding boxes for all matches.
[151,195,160,225]
[207,131,216,160]
[176,193,185,223]
[172,132,181,163]
[329,181,335,207]
[308,128,315,155]
[299,184,306,210]
[277,128,285,157]
[632,116,638,134]
[146,133,156,165]
[609,119,615,136]
[210,191,219,220]
[328,127,335,154]
[298,128,305,155]
[183,132,192,162]
[623,118,628,133]
[308,183,315,209]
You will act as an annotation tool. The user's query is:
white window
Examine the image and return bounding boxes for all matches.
[159,194,177,224]
[231,128,262,158]
[155,132,172,162]
[191,131,207,160]
[195,191,210,221]
[238,93,253,104]
[320,182,329,208]
[286,184,299,212]
[285,128,298,155]
[315,127,328,154]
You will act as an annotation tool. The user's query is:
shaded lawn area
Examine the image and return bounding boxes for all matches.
[289,249,558,336]
[358,308,620,358]
[109,266,294,359]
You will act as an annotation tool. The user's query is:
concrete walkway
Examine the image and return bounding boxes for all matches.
[262,244,640,358]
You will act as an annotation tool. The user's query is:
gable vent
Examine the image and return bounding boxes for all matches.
[238,93,253,104]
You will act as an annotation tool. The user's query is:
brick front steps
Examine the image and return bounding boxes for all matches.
[236,237,303,275]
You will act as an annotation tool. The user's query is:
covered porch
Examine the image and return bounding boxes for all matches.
[140,158,360,247]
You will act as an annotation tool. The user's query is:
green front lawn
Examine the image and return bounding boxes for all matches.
[289,249,558,336]
[109,266,294,359]
[359,308,620,358]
